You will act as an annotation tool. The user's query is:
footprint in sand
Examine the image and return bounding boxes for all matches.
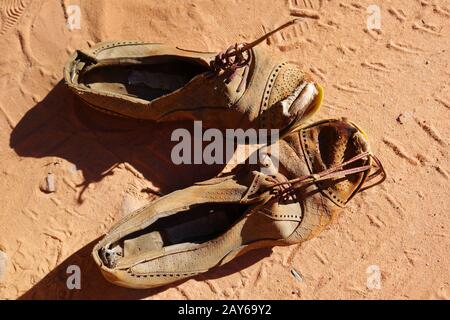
[387,40,424,54]
[263,0,323,52]
[0,0,29,36]
[388,7,407,22]
[382,138,420,166]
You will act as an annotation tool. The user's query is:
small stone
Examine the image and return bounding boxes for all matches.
[397,111,413,124]
[40,173,56,193]
[0,250,8,282]
[290,268,304,283]
[67,164,78,174]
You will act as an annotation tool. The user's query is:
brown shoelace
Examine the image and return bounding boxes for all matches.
[269,151,386,202]
[212,19,303,92]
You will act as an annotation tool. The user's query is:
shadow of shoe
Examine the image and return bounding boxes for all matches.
[10,81,228,198]
[12,80,272,299]
[18,236,273,299]
[17,238,163,299]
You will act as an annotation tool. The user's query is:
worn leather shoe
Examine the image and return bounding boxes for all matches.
[92,118,385,289]
[64,20,323,132]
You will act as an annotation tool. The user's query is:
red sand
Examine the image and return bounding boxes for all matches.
[0,0,448,299]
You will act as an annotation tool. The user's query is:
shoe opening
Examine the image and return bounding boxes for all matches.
[80,58,210,102]
[99,203,248,268]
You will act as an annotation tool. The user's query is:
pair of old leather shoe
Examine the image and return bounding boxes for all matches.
[65,21,385,289]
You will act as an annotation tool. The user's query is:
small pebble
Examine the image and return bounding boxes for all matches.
[290,268,304,283]
[40,173,56,193]
[0,250,8,282]
[397,111,413,124]
[67,164,78,174]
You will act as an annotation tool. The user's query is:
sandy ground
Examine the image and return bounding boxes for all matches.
[0,0,449,300]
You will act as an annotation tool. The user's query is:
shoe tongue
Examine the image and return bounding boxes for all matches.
[299,119,371,206]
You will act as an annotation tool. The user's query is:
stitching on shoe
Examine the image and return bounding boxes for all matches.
[260,208,301,220]
[260,62,287,129]
[78,96,137,119]
[127,269,199,278]
[91,41,147,55]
